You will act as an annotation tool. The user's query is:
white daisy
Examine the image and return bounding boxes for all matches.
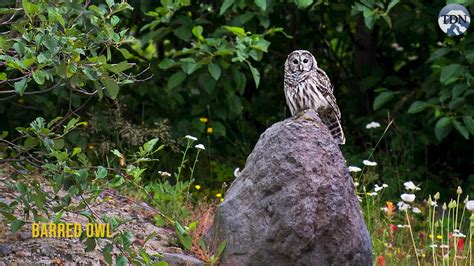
[362,160,377,166]
[466,200,474,211]
[412,207,421,213]
[348,166,362,172]
[195,144,205,150]
[365,121,381,129]
[185,135,198,141]
[401,193,416,203]
[403,181,421,191]
[397,201,411,211]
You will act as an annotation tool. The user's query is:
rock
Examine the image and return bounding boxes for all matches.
[0,244,12,256]
[159,252,205,266]
[206,110,372,265]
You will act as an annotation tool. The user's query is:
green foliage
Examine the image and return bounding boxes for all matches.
[0,116,167,265]
[0,0,137,101]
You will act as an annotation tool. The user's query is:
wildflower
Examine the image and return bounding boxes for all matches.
[389,224,397,232]
[397,201,411,211]
[377,255,384,266]
[185,135,197,141]
[195,185,201,190]
[365,121,381,129]
[348,166,362,172]
[397,224,410,228]
[195,144,205,150]
[382,184,388,188]
[207,127,213,134]
[367,192,378,197]
[452,230,466,238]
[412,207,421,213]
[442,202,447,210]
[362,160,377,166]
[448,200,457,209]
[401,193,416,203]
[158,171,171,177]
[458,238,465,250]
[440,244,449,249]
[408,55,418,61]
[199,117,208,123]
[466,200,474,211]
[429,244,437,248]
[457,186,462,194]
[434,192,440,200]
[403,181,421,191]
[234,168,241,177]
[374,184,384,192]
[220,198,224,202]
[357,196,362,202]
[354,182,359,187]
[216,193,222,198]
[437,235,443,240]
[385,201,396,217]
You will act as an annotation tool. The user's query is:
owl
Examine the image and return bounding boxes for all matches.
[284,50,345,145]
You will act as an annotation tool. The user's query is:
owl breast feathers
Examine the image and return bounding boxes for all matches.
[284,50,345,145]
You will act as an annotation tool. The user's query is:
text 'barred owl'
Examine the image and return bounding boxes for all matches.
[284,50,345,145]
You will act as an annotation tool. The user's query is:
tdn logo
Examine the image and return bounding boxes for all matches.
[438,4,470,36]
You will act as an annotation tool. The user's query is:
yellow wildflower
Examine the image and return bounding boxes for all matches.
[220,198,224,202]
[216,193,222,198]
[199,117,208,123]
[437,235,442,240]
[195,185,201,190]
[207,127,213,134]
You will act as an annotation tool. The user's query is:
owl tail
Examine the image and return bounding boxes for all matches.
[322,113,346,145]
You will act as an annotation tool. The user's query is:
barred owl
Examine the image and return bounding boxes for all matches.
[284,50,345,145]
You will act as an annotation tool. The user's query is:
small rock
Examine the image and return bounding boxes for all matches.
[0,244,12,256]
[16,250,32,257]
[160,253,204,266]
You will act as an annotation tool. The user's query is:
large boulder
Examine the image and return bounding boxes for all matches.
[206,110,372,265]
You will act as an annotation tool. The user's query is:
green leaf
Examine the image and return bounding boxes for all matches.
[255,0,267,11]
[373,91,395,110]
[463,116,474,135]
[453,120,469,140]
[295,0,313,9]
[167,71,186,90]
[407,101,430,114]
[100,77,120,99]
[192,26,204,41]
[143,138,159,153]
[219,0,235,15]
[105,61,132,74]
[208,63,221,81]
[216,240,227,257]
[435,117,452,141]
[116,255,128,266]
[95,166,108,179]
[247,62,260,88]
[11,219,25,233]
[53,210,64,223]
[159,59,175,70]
[14,78,28,95]
[103,244,113,265]
[223,26,246,37]
[0,72,6,80]
[440,64,464,85]
[32,70,46,85]
[386,0,400,12]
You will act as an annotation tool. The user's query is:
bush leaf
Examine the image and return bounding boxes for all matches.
[373,91,395,110]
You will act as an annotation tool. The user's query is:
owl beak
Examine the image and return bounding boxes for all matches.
[299,64,303,71]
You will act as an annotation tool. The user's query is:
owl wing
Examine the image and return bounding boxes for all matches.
[313,69,340,119]
[312,69,345,144]
[284,76,297,116]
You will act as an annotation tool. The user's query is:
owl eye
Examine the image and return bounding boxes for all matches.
[292,59,298,64]
[303,59,308,63]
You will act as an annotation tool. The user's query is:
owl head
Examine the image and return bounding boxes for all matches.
[285,50,317,73]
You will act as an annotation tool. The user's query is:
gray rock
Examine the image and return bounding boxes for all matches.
[0,244,12,256]
[206,110,372,266]
[159,252,204,266]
